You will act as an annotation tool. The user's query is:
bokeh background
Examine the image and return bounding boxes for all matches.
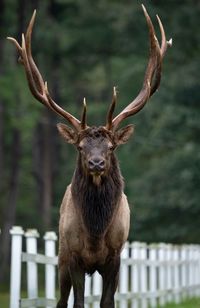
[0,0,199,286]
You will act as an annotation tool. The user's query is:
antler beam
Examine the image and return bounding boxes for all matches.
[106,5,172,131]
[7,10,86,131]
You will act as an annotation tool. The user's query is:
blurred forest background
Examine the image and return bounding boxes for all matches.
[0,0,199,285]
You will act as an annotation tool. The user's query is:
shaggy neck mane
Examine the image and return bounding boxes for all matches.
[71,154,124,237]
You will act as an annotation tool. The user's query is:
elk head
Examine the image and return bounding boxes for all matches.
[7,6,172,184]
[57,89,134,182]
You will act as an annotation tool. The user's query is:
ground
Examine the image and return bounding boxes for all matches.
[1,292,200,308]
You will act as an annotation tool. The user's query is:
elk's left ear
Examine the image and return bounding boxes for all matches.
[114,124,134,145]
[57,123,78,144]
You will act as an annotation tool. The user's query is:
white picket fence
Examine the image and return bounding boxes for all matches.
[9,226,200,308]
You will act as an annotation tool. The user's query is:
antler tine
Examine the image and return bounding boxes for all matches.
[7,37,22,54]
[106,86,117,130]
[25,10,44,94]
[149,14,172,96]
[142,5,162,97]
[111,5,162,131]
[80,98,87,130]
[7,10,82,132]
[21,33,48,104]
[156,15,172,58]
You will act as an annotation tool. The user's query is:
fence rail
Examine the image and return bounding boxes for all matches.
[9,226,200,308]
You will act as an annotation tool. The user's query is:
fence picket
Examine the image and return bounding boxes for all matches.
[191,245,196,298]
[180,245,187,301]
[173,245,180,304]
[149,244,157,308]
[197,246,200,297]
[68,289,74,307]
[131,242,140,308]
[194,245,200,297]
[188,245,194,298]
[85,275,92,307]
[166,244,173,303]
[119,242,129,308]
[44,232,57,308]
[92,271,102,307]
[141,243,148,308]
[25,229,39,306]
[158,243,166,306]
[10,226,24,308]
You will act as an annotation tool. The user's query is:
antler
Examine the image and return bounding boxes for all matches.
[106,5,172,131]
[7,10,86,131]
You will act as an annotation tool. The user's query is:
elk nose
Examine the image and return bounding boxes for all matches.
[88,158,105,171]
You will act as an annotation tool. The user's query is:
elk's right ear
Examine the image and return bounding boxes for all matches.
[114,124,134,145]
[57,123,78,144]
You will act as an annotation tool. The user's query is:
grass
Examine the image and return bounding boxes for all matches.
[0,292,200,308]
[0,290,27,308]
[162,297,200,308]
[0,292,9,308]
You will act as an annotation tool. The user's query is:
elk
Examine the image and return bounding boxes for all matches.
[8,5,171,308]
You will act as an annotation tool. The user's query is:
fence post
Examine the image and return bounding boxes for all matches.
[131,242,140,308]
[25,229,39,304]
[173,245,180,304]
[119,242,129,308]
[197,245,200,297]
[10,226,24,308]
[188,245,194,298]
[149,244,157,308]
[158,243,166,306]
[166,244,172,303]
[194,245,199,297]
[190,245,196,297]
[44,231,57,307]
[184,245,190,297]
[180,245,187,301]
[141,243,148,308]
[68,289,74,307]
[85,275,92,308]
[92,271,102,308]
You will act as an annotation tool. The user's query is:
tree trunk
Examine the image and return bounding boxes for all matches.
[32,121,43,219]
[0,129,21,283]
[0,0,5,194]
[32,114,53,231]
[41,111,53,229]
[0,0,25,284]
[31,1,62,230]
[0,104,4,191]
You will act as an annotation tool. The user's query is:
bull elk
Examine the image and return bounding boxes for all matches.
[8,5,171,308]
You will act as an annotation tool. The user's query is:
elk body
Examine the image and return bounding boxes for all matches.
[8,5,171,308]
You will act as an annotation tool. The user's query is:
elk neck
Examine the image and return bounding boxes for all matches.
[71,152,124,238]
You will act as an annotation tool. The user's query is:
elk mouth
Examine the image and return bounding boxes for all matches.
[89,168,105,186]
[90,169,104,176]
[90,168,104,183]
[91,173,103,186]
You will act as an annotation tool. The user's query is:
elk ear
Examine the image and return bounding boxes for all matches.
[115,124,134,145]
[57,123,78,144]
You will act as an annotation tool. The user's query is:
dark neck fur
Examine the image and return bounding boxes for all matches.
[71,153,124,237]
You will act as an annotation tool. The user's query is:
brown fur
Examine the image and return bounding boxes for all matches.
[58,184,130,273]
[57,126,132,308]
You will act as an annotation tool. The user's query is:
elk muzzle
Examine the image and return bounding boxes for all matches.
[88,157,105,173]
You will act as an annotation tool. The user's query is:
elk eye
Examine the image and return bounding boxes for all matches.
[109,145,114,151]
[77,145,83,151]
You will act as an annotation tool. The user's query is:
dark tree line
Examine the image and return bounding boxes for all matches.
[0,0,200,284]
